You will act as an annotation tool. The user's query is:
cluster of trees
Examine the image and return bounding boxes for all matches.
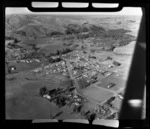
[106,112,118,119]
[46,48,72,58]
[62,35,75,40]
[22,51,45,59]
[51,111,63,119]
[5,36,20,43]
[16,31,26,36]
[73,104,83,113]
[21,47,72,63]
[63,41,73,46]
[78,78,91,89]
[104,96,116,107]
[64,24,109,40]
[78,74,98,89]
[7,43,21,49]
[56,48,72,55]
[65,24,95,35]
[5,36,14,40]
[65,24,83,34]
[39,87,68,108]
[39,86,49,97]
[48,57,62,63]
[55,95,67,108]
[65,24,105,35]
[81,110,97,122]
[32,44,40,51]
[90,25,105,33]
[75,33,90,40]
[46,48,72,63]
[48,31,64,36]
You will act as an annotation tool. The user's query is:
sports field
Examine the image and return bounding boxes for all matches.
[82,86,114,103]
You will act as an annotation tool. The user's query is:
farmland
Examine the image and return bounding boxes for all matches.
[5,13,142,120]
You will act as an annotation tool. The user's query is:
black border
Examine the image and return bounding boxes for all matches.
[1,0,149,128]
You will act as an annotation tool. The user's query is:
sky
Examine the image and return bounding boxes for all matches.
[6,7,142,16]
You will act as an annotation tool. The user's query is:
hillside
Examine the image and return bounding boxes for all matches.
[5,14,140,42]
[5,14,141,57]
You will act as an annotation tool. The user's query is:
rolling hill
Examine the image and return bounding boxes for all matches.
[5,14,140,52]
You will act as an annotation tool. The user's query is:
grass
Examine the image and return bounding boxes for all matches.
[97,75,126,91]
[6,94,60,119]
[39,44,70,56]
[5,72,73,119]
[82,86,114,103]
[8,61,42,73]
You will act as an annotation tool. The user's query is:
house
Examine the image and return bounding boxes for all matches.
[33,67,42,73]
[8,66,16,73]
[43,94,51,99]
[118,94,124,99]
[35,59,40,62]
[11,67,15,71]
[26,60,30,63]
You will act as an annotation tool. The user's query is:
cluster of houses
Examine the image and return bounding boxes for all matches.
[17,59,40,63]
[60,51,117,88]
[97,104,112,119]
[33,60,69,76]
[39,85,115,119]
[39,86,86,109]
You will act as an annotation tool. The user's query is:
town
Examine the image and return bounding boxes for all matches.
[5,13,139,120]
[6,46,124,119]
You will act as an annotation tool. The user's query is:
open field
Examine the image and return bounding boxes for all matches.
[7,61,42,73]
[6,95,60,119]
[5,73,73,119]
[39,44,69,56]
[82,86,114,103]
[97,75,126,92]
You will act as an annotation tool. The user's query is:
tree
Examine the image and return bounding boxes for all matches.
[39,87,48,97]
[56,50,60,55]
[77,104,83,112]
[32,44,39,51]
[88,113,96,122]
[78,78,90,89]
[51,111,63,119]
[55,96,66,107]
[73,105,78,113]
[8,67,11,74]
[14,38,19,43]
[81,45,85,49]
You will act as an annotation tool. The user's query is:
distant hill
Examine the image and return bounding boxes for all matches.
[5,14,140,49]
[5,14,98,40]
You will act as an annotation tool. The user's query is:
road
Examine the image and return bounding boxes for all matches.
[6,57,121,117]
[65,60,115,105]
[65,60,82,93]
[65,60,121,116]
